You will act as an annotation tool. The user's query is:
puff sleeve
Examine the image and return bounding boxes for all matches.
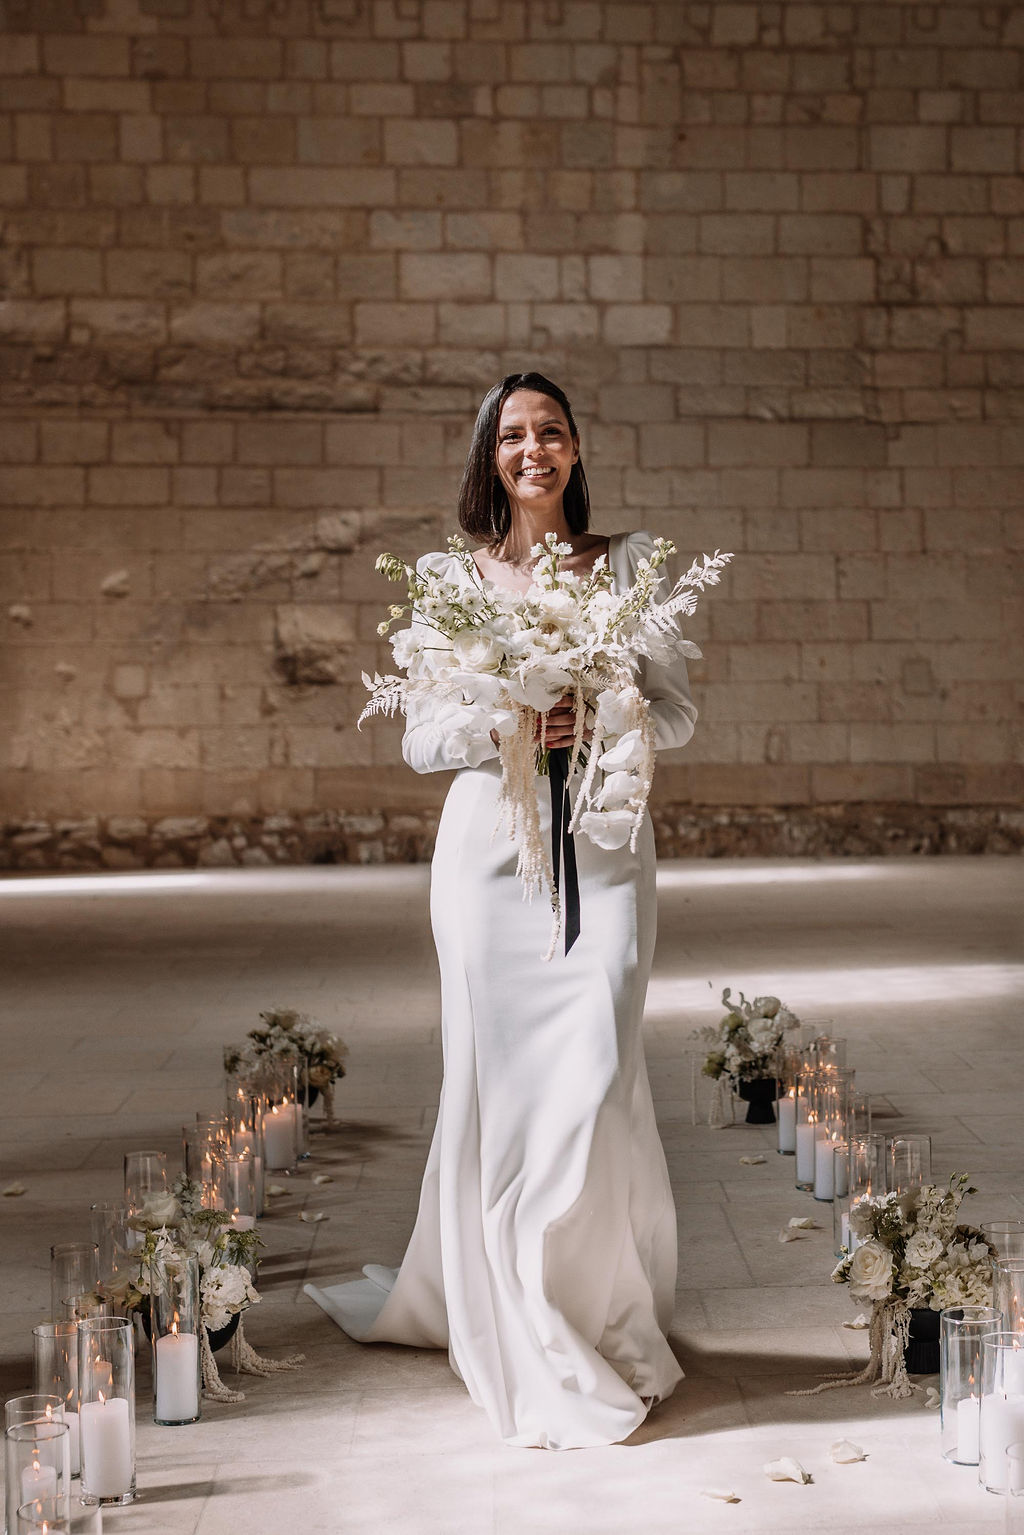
[400,554,500,776]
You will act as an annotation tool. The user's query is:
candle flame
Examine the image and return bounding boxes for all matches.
[44,1403,53,1420]
[31,1456,41,1473]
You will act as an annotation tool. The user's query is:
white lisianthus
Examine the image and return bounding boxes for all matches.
[577,809,635,851]
[200,1263,260,1333]
[598,729,645,773]
[451,627,505,673]
[596,770,641,811]
[847,1239,894,1302]
[905,1231,945,1269]
[389,627,422,670]
[535,588,577,625]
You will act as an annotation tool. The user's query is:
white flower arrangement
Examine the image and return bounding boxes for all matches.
[832,1174,992,1311]
[120,1177,262,1334]
[362,532,731,948]
[692,988,800,1083]
[223,1007,348,1093]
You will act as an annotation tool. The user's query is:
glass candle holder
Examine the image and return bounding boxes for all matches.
[986,1222,1024,1262]
[1008,1442,1024,1529]
[89,1203,132,1293]
[61,1295,112,1326]
[149,1250,202,1427]
[5,1421,71,1533]
[807,1033,846,1069]
[182,1127,223,1206]
[940,1306,1002,1464]
[32,1326,80,1475]
[979,1332,1024,1494]
[77,1317,135,1507]
[123,1150,167,1214]
[51,1246,100,1327]
[993,1258,1024,1333]
[793,1070,822,1193]
[216,1153,258,1231]
[887,1135,932,1192]
[16,1494,102,1534]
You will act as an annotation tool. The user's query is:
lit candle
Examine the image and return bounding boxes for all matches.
[154,1324,200,1424]
[232,1129,255,1157]
[795,1113,820,1187]
[955,1392,980,1464]
[814,1134,836,1201]
[262,1104,297,1170]
[20,1454,58,1505]
[777,1090,796,1154]
[80,1392,132,1498]
[229,1210,256,1232]
[980,1391,1024,1491]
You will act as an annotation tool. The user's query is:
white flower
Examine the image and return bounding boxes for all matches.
[577,809,634,850]
[595,770,641,810]
[200,1263,259,1333]
[535,588,577,626]
[130,1191,181,1229]
[389,627,422,670]
[847,1239,894,1302]
[435,701,501,766]
[504,660,573,712]
[905,1231,945,1269]
[594,686,637,736]
[598,729,645,773]
[451,627,505,674]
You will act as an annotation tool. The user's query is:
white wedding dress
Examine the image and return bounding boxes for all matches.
[305,531,697,1449]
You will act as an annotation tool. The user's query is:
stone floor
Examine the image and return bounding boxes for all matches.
[1,857,1022,1535]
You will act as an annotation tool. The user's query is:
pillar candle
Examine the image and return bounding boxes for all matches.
[20,1457,58,1505]
[777,1093,796,1154]
[813,1135,835,1201]
[232,1129,255,1157]
[80,1395,132,1498]
[262,1105,297,1170]
[229,1212,256,1231]
[154,1330,200,1424]
[955,1393,980,1464]
[795,1119,819,1186]
[980,1391,1024,1491]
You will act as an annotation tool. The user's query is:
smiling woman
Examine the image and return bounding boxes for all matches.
[307,373,698,1450]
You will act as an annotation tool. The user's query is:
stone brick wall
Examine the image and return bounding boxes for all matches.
[1,0,1022,864]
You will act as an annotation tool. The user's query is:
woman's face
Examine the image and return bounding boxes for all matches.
[494,390,579,517]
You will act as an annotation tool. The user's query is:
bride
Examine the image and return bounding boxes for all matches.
[306,372,697,1449]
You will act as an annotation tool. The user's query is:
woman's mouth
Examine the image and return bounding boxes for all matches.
[519,466,555,480]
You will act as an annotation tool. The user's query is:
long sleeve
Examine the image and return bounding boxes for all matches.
[400,552,500,776]
[619,532,698,753]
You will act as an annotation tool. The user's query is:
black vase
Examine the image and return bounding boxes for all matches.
[905,1307,940,1375]
[736,1077,778,1124]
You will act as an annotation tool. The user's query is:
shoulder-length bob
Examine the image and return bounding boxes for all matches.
[457,372,591,545]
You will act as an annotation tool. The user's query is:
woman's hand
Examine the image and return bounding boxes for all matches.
[535,695,592,750]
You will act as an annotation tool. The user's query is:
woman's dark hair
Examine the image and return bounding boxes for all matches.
[457,372,591,545]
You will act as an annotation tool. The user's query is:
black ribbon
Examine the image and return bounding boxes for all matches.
[548,747,580,955]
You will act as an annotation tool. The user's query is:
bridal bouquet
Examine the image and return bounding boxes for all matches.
[693,989,800,1082]
[832,1174,991,1311]
[361,533,731,940]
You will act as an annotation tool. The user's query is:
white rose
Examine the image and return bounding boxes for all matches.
[847,1239,894,1302]
[451,628,505,674]
[577,808,635,851]
[905,1231,944,1269]
[132,1191,181,1229]
[598,729,645,773]
[535,589,577,625]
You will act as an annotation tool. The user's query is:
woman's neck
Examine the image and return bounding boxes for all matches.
[491,506,572,565]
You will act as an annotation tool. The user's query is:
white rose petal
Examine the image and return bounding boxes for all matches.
[701,1489,741,1503]
[312,1174,333,1185]
[843,1313,871,1329]
[299,1211,328,1223]
[267,1183,288,1196]
[764,1458,811,1484]
[830,1440,867,1464]
[739,1155,766,1166]
[2,1182,26,1197]
[788,1217,817,1229]
[779,1228,802,1243]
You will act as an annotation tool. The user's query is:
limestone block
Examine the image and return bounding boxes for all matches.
[275,604,355,684]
